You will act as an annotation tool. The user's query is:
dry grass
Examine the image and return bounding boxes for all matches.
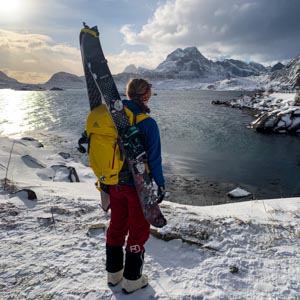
[1,178,18,194]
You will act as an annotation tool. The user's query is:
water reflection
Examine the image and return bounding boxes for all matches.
[0,89,35,135]
[0,89,89,136]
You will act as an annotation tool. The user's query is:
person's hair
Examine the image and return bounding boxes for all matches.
[126,78,151,113]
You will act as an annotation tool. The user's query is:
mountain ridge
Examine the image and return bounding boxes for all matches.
[0,47,299,90]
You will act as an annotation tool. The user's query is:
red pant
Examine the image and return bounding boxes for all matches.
[106,185,150,253]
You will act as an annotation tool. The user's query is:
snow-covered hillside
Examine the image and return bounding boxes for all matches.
[0,135,299,299]
[270,55,300,89]
[216,59,267,77]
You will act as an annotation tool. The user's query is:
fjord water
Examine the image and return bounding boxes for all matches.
[1,88,299,201]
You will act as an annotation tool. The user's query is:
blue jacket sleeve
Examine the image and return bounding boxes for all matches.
[138,118,165,187]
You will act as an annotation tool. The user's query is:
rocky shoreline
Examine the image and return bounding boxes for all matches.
[212,91,300,134]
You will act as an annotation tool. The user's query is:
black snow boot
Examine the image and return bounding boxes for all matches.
[106,244,124,286]
[122,251,148,293]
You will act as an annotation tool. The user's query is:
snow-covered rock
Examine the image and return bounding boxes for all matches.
[250,106,300,134]
[222,92,300,134]
[227,187,252,198]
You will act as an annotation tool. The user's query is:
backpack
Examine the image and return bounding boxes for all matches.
[86,103,149,186]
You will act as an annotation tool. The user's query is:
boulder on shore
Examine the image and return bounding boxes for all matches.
[250,106,300,134]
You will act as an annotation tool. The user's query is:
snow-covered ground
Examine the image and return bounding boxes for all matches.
[1,135,299,299]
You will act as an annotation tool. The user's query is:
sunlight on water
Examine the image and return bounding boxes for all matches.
[0,89,89,137]
[0,89,64,136]
[0,89,37,135]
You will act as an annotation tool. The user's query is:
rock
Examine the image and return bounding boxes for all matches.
[212,100,229,105]
[68,167,80,182]
[21,137,44,148]
[250,107,300,134]
[50,87,63,91]
[227,187,251,198]
[13,189,37,200]
[87,223,106,236]
[58,152,71,159]
[37,217,54,226]
[229,265,239,274]
[21,155,46,168]
[51,165,80,182]
[50,206,71,215]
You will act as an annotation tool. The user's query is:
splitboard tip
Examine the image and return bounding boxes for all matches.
[83,22,89,29]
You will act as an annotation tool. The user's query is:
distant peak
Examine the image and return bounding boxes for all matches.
[166,47,205,61]
[167,48,184,58]
[123,64,139,73]
[184,46,199,53]
[183,47,206,58]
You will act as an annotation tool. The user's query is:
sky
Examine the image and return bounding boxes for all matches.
[0,0,300,84]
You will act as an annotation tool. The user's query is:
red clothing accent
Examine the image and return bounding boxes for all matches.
[106,185,150,252]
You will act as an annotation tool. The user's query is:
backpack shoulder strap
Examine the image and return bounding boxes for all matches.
[124,107,135,125]
[124,106,149,126]
[135,113,149,125]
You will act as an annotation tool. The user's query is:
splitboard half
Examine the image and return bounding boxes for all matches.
[79,23,166,228]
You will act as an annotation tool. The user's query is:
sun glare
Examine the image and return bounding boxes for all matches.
[0,90,34,135]
[0,0,22,15]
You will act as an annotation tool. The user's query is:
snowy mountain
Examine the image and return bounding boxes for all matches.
[1,51,299,91]
[269,55,300,89]
[217,59,267,77]
[270,62,285,72]
[118,47,269,84]
[154,47,225,79]
[44,72,86,89]
[118,50,300,91]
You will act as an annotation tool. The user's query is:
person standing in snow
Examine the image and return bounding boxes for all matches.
[106,78,165,293]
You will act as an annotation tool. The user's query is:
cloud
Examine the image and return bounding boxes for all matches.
[0,29,82,83]
[120,0,300,66]
[107,49,166,74]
